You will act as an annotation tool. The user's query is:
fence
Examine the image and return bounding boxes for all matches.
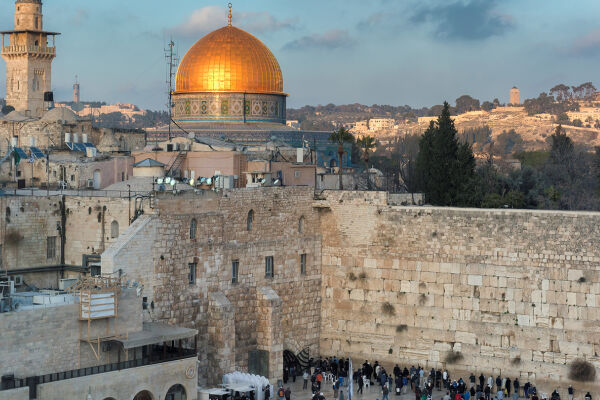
[1,188,151,198]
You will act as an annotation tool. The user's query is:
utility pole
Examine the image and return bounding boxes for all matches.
[164,40,178,141]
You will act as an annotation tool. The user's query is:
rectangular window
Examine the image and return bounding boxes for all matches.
[265,256,274,278]
[300,253,307,275]
[70,175,75,182]
[232,260,239,284]
[295,171,301,178]
[121,172,125,181]
[188,263,196,284]
[47,236,56,259]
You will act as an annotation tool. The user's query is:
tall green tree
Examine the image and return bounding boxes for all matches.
[357,135,377,189]
[329,127,354,190]
[416,102,476,205]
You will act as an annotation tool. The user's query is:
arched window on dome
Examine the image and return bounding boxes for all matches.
[247,210,254,232]
[190,218,197,240]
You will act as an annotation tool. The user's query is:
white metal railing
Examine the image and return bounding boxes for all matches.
[1,45,56,55]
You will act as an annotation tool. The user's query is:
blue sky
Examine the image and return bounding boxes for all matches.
[1,0,600,111]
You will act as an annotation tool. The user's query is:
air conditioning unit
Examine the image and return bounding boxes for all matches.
[11,275,23,286]
[87,179,94,188]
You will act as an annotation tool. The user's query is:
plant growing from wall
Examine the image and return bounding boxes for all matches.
[511,356,521,365]
[444,351,464,364]
[382,302,395,316]
[568,359,596,382]
[358,271,367,281]
[419,293,427,306]
[396,324,407,333]
[348,272,357,281]
[5,229,22,246]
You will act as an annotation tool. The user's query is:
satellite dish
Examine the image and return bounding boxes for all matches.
[189,179,194,186]
[260,179,265,184]
[200,177,206,183]
[206,178,212,185]
[157,178,163,184]
[165,177,172,185]
[274,179,280,185]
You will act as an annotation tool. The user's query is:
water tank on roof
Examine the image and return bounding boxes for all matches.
[29,137,35,147]
[64,132,71,143]
[73,133,79,143]
[82,133,88,143]
[10,137,17,148]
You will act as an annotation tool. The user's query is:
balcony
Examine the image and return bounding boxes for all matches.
[1,45,56,57]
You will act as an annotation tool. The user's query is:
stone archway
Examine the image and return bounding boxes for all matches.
[133,390,154,400]
[165,384,187,400]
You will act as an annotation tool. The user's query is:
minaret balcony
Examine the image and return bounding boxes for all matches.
[1,45,55,56]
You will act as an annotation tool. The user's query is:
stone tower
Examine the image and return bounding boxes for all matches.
[510,86,520,105]
[73,76,80,103]
[1,0,60,117]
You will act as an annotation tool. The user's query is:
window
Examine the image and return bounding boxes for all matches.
[70,175,75,182]
[189,218,197,239]
[232,260,239,284]
[110,221,119,239]
[0,244,3,266]
[47,236,56,259]
[298,216,305,234]
[188,263,196,284]
[295,170,301,178]
[300,254,307,275]
[265,256,274,278]
[121,172,125,182]
[247,210,254,231]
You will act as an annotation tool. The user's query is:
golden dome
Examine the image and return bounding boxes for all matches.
[175,25,284,95]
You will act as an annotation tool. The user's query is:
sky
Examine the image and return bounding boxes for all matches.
[1,0,600,111]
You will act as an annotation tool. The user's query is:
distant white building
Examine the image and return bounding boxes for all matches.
[286,120,300,129]
[369,118,395,131]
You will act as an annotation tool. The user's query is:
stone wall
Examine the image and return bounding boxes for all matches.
[35,357,197,400]
[0,289,142,378]
[0,196,62,287]
[105,187,322,384]
[318,190,600,383]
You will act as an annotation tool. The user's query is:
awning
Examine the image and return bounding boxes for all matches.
[113,322,197,349]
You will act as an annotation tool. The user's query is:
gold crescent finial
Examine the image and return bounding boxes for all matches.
[228,3,232,26]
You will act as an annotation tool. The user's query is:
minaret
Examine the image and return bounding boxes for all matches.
[1,0,60,117]
[73,75,80,103]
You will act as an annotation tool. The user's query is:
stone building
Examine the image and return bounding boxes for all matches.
[510,86,520,105]
[0,276,197,400]
[0,188,599,396]
[1,0,59,117]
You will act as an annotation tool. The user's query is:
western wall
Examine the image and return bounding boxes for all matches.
[317,190,600,383]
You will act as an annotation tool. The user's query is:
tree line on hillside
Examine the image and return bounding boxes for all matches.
[369,103,600,210]
[93,110,169,129]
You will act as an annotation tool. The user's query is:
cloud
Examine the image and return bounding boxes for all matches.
[571,29,600,57]
[170,6,296,39]
[69,9,89,27]
[283,30,355,51]
[357,12,388,31]
[410,0,515,40]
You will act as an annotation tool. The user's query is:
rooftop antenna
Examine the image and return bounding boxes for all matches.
[165,39,179,141]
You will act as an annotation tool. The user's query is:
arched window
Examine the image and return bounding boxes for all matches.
[133,391,154,400]
[298,216,305,234]
[110,220,119,239]
[189,218,197,239]
[247,210,254,232]
[166,384,187,400]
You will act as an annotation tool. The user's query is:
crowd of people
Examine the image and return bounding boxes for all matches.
[283,358,594,400]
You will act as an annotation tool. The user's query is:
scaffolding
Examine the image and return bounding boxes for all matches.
[67,275,125,367]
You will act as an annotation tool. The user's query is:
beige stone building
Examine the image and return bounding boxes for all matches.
[0,188,599,398]
[1,0,59,117]
[510,86,520,105]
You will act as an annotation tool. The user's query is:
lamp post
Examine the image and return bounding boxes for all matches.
[127,184,131,225]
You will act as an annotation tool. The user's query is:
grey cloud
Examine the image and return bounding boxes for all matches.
[410,0,515,40]
[283,29,355,51]
[169,6,296,39]
[69,9,89,27]
[571,29,600,57]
